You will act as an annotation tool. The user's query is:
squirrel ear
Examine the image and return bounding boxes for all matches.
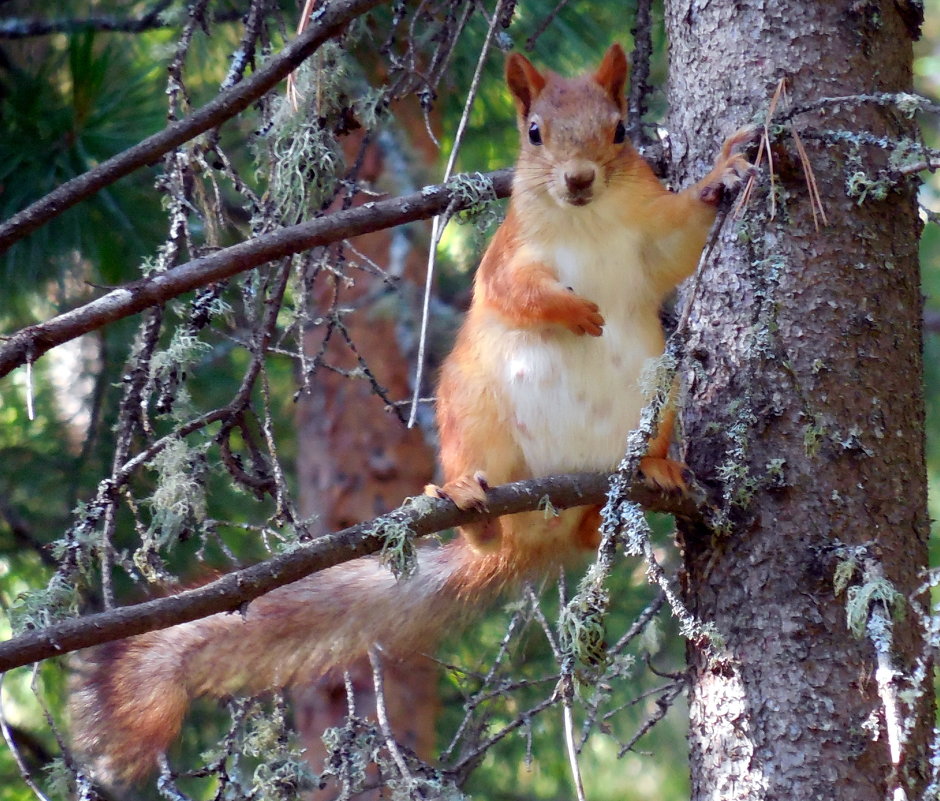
[594,43,628,110]
[506,52,547,117]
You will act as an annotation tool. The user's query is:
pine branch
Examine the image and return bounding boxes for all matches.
[0,0,390,254]
[0,169,513,379]
[0,471,700,673]
[0,1,248,39]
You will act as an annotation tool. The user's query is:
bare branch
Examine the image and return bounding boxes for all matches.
[0,0,390,254]
[0,169,514,379]
[0,471,700,673]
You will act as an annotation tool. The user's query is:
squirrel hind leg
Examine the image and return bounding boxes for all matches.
[459,519,503,553]
[639,408,692,494]
[574,506,603,550]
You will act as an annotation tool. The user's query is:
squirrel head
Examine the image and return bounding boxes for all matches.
[505,44,635,210]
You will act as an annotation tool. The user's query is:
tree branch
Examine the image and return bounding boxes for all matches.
[0,0,390,254]
[0,471,700,673]
[0,169,514,379]
[0,3,245,39]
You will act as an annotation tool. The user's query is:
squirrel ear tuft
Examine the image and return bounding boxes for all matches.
[594,43,628,110]
[506,53,547,117]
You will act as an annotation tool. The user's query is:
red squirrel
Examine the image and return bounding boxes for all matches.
[70,44,752,784]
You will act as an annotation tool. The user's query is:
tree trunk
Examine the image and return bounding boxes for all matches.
[664,1,931,799]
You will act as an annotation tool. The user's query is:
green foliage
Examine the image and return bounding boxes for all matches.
[439,550,690,801]
[0,30,167,313]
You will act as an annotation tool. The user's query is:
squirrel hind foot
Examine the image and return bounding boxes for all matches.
[426,473,503,552]
[638,456,692,495]
[425,471,489,512]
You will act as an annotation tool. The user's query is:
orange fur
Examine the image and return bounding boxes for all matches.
[429,44,752,551]
[70,45,752,785]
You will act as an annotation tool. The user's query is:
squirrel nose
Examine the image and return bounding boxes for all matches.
[564,168,596,194]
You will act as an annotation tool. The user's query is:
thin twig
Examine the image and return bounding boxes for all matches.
[0,1,245,39]
[524,0,574,49]
[790,125,829,229]
[368,647,415,788]
[562,679,588,801]
[615,678,684,758]
[764,78,786,220]
[0,674,52,801]
[408,0,509,428]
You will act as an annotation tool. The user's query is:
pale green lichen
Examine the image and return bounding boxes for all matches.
[538,494,559,518]
[637,617,662,656]
[833,554,859,596]
[715,401,761,509]
[147,438,208,530]
[449,171,502,230]
[372,509,419,581]
[697,622,726,652]
[8,572,81,634]
[845,577,905,639]
[151,328,212,372]
[803,422,826,458]
[136,437,208,579]
[893,93,929,118]
[258,42,350,224]
[846,169,890,204]
[320,718,381,798]
[43,758,74,799]
[558,564,611,671]
[240,701,316,801]
[638,349,679,401]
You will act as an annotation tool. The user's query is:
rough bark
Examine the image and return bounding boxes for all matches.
[665,1,930,800]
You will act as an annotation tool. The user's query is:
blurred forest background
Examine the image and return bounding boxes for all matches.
[0,1,937,800]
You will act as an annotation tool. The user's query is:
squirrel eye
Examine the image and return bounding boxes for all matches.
[528,121,543,146]
[613,120,626,144]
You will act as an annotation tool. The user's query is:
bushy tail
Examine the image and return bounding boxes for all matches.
[70,540,500,785]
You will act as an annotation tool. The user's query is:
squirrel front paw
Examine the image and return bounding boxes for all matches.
[699,126,758,206]
[559,292,605,337]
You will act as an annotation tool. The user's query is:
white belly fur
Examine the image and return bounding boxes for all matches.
[495,215,665,477]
